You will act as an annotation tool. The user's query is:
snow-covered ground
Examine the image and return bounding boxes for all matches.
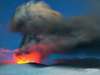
[0,64,100,75]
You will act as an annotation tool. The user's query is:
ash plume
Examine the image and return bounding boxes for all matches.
[11,1,100,51]
[11,1,64,33]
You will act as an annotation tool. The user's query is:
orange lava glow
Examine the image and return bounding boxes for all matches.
[0,44,51,64]
[13,51,42,64]
[0,48,42,64]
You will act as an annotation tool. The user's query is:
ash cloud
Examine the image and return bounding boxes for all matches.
[11,1,100,51]
[11,1,63,33]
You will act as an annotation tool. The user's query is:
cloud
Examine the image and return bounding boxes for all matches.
[11,1,64,33]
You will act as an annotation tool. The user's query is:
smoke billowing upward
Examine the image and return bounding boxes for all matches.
[11,1,64,33]
[11,1,100,51]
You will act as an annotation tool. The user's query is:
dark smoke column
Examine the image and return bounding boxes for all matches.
[11,0,64,48]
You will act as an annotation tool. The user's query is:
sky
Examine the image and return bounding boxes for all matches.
[0,0,92,49]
